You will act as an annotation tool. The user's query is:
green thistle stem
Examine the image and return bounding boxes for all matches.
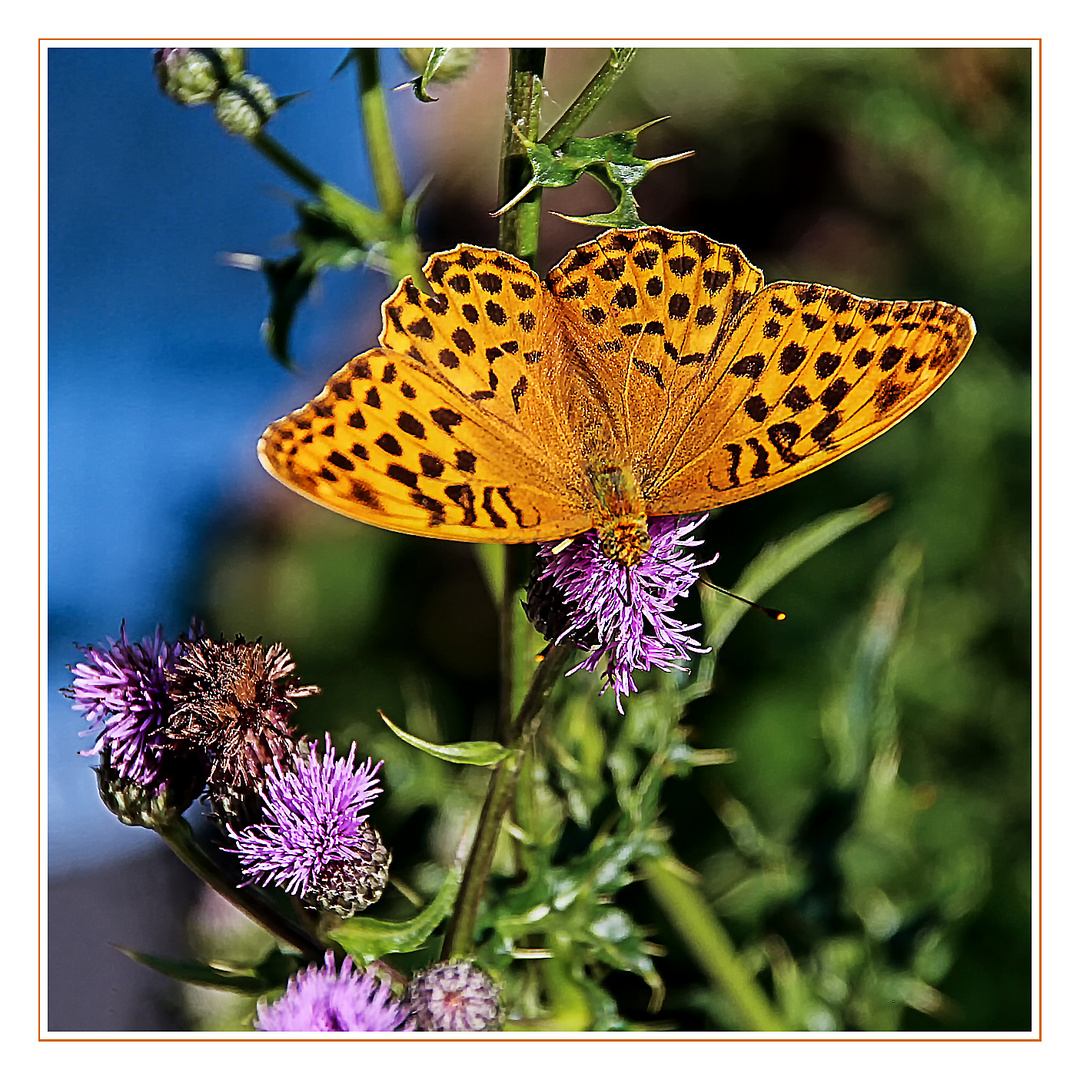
[248,125,422,286]
[642,849,787,1031]
[248,130,383,235]
[498,48,547,268]
[442,642,573,960]
[156,816,323,959]
[441,47,552,964]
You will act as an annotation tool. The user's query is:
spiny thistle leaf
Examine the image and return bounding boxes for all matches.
[495,119,691,228]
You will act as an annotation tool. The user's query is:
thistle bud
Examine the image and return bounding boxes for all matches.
[302,821,392,917]
[406,960,503,1032]
[214,73,277,137]
[153,47,246,106]
[96,743,208,828]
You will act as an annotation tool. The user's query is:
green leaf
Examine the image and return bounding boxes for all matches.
[329,861,464,963]
[259,201,370,365]
[380,709,512,766]
[116,946,301,995]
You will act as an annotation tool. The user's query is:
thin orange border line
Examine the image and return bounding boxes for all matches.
[38,38,1041,1041]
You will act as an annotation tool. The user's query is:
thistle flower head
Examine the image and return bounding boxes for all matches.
[63,622,208,823]
[406,960,503,1032]
[527,515,715,712]
[256,951,412,1032]
[65,623,196,782]
[228,735,389,915]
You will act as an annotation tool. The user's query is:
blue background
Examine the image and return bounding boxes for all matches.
[47,47,418,869]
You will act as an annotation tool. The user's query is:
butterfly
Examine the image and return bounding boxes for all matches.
[258,227,975,567]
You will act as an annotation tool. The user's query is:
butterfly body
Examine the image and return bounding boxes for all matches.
[259,228,974,565]
[586,464,651,565]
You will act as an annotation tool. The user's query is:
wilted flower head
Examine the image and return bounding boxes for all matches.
[526,514,714,711]
[256,951,412,1032]
[166,636,316,820]
[406,960,502,1032]
[228,735,390,916]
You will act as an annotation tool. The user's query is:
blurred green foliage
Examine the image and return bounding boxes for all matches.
[194,47,1030,1030]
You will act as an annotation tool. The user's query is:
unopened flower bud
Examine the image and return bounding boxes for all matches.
[96,743,207,828]
[153,47,246,106]
[214,73,277,137]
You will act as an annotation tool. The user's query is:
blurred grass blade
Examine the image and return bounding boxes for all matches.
[641,849,786,1031]
[687,495,890,701]
[115,947,299,994]
[823,539,924,788]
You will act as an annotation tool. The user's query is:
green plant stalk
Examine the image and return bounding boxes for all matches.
[248,130,384,235]
[156,816,323,960]
[498,48,547,268]
[441,642,574,960]
[642,850,787,1031]
[355,48,407,223]
[493,47,546,864]
[541,48,637,151]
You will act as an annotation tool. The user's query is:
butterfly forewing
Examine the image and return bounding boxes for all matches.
[645,279,976,514]
[258,344,593,544]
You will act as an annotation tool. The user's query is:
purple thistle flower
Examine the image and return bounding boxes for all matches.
[256,951,413,1032]
[228,735,390,913]
[64,622,193,787]
[531,515,715,712]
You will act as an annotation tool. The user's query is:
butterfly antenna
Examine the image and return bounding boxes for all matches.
[700,574,786,621]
